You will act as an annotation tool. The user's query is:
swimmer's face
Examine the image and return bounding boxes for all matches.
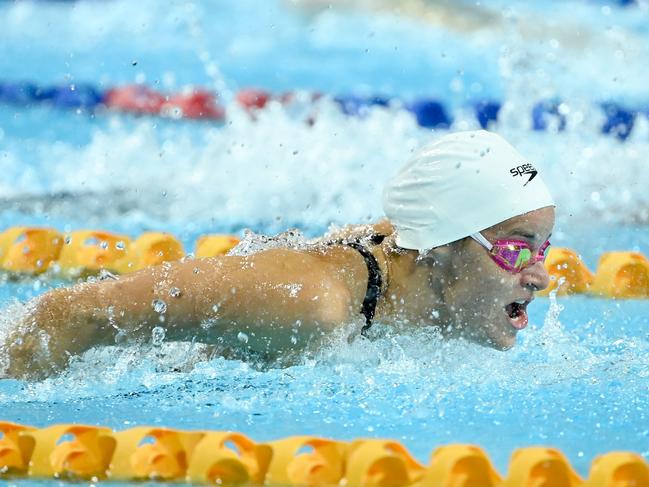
[441,206,555,349]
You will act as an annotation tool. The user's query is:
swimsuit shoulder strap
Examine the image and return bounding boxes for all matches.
[342,234,385,335]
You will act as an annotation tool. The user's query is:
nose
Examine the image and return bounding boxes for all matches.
[520,260,550,292]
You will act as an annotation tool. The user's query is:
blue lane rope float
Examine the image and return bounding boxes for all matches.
[600,102,637,141]
[0,421,647,485]
[333,94,391,116]
[474,100,501,129]
[0,80,646,139]
[1,226,649,298]
[532,99,567,133]
[600,0,639,6]
[0,82,103,110]
[407,98,452,129]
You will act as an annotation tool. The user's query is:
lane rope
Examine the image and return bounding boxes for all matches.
[0,81,643,140]
[0,421,646,485]
[0,226,648,298]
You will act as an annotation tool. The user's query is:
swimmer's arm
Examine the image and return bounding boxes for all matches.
[119,248,359,340]
[3,249,360,379]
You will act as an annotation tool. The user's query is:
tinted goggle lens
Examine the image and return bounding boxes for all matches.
[492,240,550,272]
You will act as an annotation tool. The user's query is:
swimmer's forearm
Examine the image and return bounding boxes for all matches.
[4,264,228,378]
[3,286,114,379]
[3,250,353,379]
[3,276,179,379]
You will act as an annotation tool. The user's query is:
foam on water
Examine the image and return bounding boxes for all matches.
[1,0,648,478]
[1,289,646,406]
[2,99,649,233]
[1,292,647,472]
[2,0,649,236]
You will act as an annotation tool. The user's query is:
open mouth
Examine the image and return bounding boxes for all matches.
[504,299,530,330]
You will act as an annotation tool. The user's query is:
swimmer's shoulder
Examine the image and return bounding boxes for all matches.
[315,218,395,245]
[239,247,360,326]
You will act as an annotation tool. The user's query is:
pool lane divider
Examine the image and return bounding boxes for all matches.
[537,248,649,299]
[0,81,643,140]
[0,226,648,299]
[0,227,239,277]
[0,421,647,486]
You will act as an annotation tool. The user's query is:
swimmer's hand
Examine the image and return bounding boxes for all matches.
[1,288,108,380]
[1,247,361,380]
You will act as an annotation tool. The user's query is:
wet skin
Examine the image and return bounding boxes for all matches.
[1,209,554,379]
[376,207,555,349]
[443,206,554,349]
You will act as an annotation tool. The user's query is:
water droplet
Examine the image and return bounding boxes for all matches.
[290,335,298,345]
[116,241,126,250]
[200,318,218,330]
[152,326,166,346]
[168,287,182,298]
[237,331,249,343]
[99,269,118,281]
[212,304,219,313]
[152,299,167,314]
[100,241,108,250]
[115,330,128,344]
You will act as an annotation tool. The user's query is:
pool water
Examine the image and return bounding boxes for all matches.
[0,0,648,483]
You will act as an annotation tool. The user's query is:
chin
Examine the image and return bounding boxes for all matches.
[455,314,519,350]
[494,337,516,350]
[486,329,517,350]
[480,320,518,350]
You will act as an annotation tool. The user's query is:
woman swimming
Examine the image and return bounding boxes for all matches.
[1,130,555,379]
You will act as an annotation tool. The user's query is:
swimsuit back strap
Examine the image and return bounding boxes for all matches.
[344,241,383,336]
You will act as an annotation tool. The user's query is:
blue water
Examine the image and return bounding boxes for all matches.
[1,0,648,484]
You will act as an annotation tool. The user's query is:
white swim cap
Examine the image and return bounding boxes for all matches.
[383,130,555,250]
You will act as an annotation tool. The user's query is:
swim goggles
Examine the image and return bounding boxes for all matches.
[470,232,550,274]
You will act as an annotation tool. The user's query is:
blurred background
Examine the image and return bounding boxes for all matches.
[1,0,648,477]
[1,0,649,259]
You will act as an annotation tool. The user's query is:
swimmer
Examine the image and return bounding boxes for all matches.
[1,130,555,380]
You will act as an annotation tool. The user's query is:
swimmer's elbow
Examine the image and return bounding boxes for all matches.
[32,287,66,320]
[309,282,354,327]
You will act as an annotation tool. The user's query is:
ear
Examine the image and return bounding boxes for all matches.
[425,238,472,268]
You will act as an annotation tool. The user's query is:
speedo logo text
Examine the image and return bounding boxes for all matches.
[510,163,538,186]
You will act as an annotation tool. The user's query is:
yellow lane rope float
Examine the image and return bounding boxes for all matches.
[0,421,647,486]
[0,226,238,278]
[536,248,649,299]
[1,226,649,298]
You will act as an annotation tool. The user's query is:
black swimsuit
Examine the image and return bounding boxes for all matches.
[341,234,385,335]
